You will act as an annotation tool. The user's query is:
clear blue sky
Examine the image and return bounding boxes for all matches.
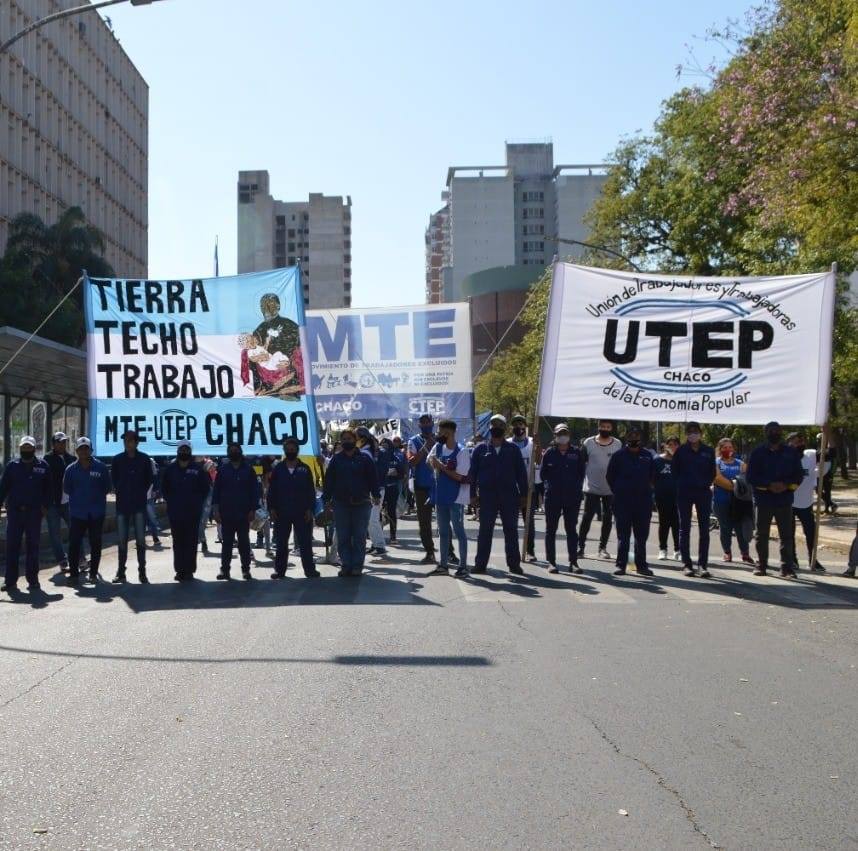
[102,0,754,306]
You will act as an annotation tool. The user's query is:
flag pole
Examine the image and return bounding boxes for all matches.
[521,263,555,562]
[810,261,838,570]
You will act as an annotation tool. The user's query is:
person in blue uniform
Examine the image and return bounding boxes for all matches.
[322,428,380,577]
[606,426,655,577]
[672,421,717,578]
[469,415,528,576]
[0,436,51,593]
[379,437,407,545]
[212,443,261,581]
[652,436,680,561]
[268,437,319,579]
[540,423,587,574]
[161,440,211,581]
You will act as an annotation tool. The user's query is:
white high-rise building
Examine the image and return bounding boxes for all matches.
[237,170,351,309]
[426,142,607,302]
[0,0,149,276]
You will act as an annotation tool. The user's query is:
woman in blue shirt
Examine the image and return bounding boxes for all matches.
[713,438,754,564]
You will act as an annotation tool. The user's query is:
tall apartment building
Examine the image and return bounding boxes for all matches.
[237,170,351,309]
[425,142,607,303]
[0,0,149,276]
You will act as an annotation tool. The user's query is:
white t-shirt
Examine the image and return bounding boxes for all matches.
[793,448,820,509]
[433,442,471,506]
[508,436,541,484]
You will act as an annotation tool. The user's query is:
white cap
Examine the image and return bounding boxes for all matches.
[52,431,68,442]
[19,435,36,448]
[490,414,507,426]
[177,440,192,451]
[75,436,92,449]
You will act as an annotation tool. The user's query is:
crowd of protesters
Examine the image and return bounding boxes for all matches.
[0,416,853,594]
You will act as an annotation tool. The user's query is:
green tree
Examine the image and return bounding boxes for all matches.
[0,206,114,346]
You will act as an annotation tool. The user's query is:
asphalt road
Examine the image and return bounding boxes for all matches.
[1,513,857,850]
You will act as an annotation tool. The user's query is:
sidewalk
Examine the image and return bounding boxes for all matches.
[813,478,857,557]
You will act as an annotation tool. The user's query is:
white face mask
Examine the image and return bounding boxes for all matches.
[556,435,570,445]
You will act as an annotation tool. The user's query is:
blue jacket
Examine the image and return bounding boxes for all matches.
[267,459,316,516]
[605,448,655,506]
[212,460,261,520]
[469,441,527,503]
[161,461,211,521]
[111,451,154,514]
[383,450,408,489]
[540,445,586,506]
[0,458,51,513]
[408,434,435,489]
[323,450,380,505]
[653,455,677,502]
[63,459,112,520]
[746,443,803,507]
[672,442,716,492]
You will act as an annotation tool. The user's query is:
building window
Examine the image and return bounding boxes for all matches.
[303,256,309,263]
[344,254,351,263]
[303,213,309,221]
[288,242,295,252]
[288,255,296,264]
[288,228,295,237]
[276,215,285,226]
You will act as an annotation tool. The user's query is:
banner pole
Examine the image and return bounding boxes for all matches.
[521,264,555,562]
[810,261,838,570]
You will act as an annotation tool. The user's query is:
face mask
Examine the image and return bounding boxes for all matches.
[178,452,192,463]
[228,451,241,462]
[341,441,356,452]
[490,427,505,439]
[556,435,570,446]
[284,449,298,460]
[598,429,611,439]
[688,432,701,443]
[436,435,447,444]
[720,447,733,458]
[420,424,433,435]
[513,427,526,437]
[767,432,782,445]
[20,449,35,461]
[628,439,641,448]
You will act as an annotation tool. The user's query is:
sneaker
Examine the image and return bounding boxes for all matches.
[242,570,252,580]
[753,567,767,576]
[612,567,626,576]
[59,560,69,574]
[658,549,667,560]
[548,564,560,574]
[374,548,388,556]
[723,552,732,563]
[683,566,696,577]
[699,568,712,579]
[673,550,682,561]
[270,571,285,580]
[152,537,162,547]
[427,566,450,577]
[637,566,654,577]
[216,571,230,580]
[509,565,524,575]
[448,554,460,566]
[598,547,612,560]
[138,570,149,585]
[419,554,437,565]
[811,562,826,573]
[453,567,469,578]
[524,553,538,564]
[570,564,584,574]
[576,547,585,560]
[841,569,856,578]
[0,583,13,593]
[389,538,400,546]
[304,570,321,578]
[741,553,755,565]
[780,567,797,579]
[112,571,126,584]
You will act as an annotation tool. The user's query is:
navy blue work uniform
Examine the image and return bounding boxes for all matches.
[0,458,51,588]
[212,461,261,576]
[672,442,717,568]
[606,448,655,571]
[539,444,587,566]
[267,459,318,577]
[653,454,679,553]
[162,461,211,579]
[470,441,528,572]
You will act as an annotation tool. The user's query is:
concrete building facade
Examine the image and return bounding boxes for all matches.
[425,142,607,303]
[0,0,149,276]
[237,170,352,309]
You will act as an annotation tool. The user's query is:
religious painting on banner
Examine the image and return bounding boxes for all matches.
[306,303,474,422]
[84,268,321,473]
[538,263,835,425]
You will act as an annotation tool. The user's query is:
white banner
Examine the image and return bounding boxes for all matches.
[538,263,835,424]
[305,303,474,421]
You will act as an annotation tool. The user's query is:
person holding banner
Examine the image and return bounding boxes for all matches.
[539,423,587,574]
[213,443,261,581]
[427,419,470,578]
[322,429,380,577]
[747,422,803,578]
[469,415,528,576]
[267,437,319,579]
[577,420,621,561]
[605,426,655,577]
[111,430,155,585]
[509,415,538,563]
[161,441,211,581]
[672,422,717,579]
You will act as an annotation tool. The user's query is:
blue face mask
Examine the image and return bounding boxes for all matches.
[421,425,433,435]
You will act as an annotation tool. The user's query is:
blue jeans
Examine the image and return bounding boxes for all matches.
[116,511,147,571]
[198,491,213,544]
[332,501,372,575]
[146,499,160,537]
[437,503,467,569]
[45,504,69,563]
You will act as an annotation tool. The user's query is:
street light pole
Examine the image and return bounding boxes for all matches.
[545,235,642,272]
[0,0,165,55]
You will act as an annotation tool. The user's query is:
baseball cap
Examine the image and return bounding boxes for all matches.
[52,431,68,442]
[75,436,92,449]
[553,423,570,434]
[490,414,507,426]
[177,440,192,451]
[511,414,527,425]
[19,435,36,448]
